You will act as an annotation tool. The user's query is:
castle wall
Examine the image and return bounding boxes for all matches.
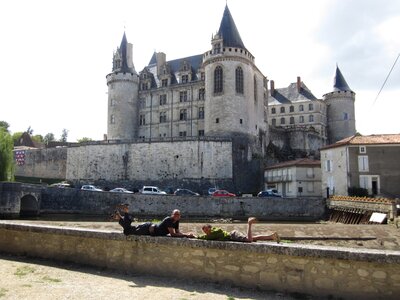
[66,140,233,183]
[14,147,67,180]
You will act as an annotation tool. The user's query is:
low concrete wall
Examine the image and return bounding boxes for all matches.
[0,222,399,299]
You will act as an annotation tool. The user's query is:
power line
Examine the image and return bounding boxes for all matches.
[373,53,400,106]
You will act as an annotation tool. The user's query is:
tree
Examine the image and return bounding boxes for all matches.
[60,129,68,142]
[77,137,93,143]
[44,133,55,145]
[0,128,15,181]
[12,132,24,145]
[32,134,44,143]
[0,121,10,132]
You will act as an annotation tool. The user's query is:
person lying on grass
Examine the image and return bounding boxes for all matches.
[197,217,280,243]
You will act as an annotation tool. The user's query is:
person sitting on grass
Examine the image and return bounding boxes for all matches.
[197,217,280,243]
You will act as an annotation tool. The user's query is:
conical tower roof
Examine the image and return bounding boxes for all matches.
[333,65,352,92]
[119,32,135,73]
[217,5,245,49]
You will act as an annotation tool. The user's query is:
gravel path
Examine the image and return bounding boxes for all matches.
[0,254,301,300]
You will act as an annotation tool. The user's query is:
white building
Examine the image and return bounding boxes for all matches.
[264,158,322,198]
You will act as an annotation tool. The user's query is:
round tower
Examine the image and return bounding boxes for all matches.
[323,65,356,144]
[203,5,266,139]
[106,33,139,141]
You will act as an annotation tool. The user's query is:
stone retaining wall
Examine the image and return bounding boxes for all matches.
[0,222,399,299]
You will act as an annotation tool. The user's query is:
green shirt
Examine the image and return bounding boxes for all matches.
[197,227,231,241]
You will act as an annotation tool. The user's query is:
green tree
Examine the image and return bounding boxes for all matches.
[0,128,15,181]
[77,137,93,143]
[44,133,55,145]
[12,132,24,145]
[60,129,68,142]
[32,134,44,143]
[0,121,10,132]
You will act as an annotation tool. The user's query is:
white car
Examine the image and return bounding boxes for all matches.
[140,186,166,195]
[110,188,133,193]
[81,185,103,192]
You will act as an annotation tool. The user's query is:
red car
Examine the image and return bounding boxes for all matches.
[212,190,236,197]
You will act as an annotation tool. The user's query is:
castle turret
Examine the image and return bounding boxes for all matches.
[323,65,356,144]
[106,32,139,140]
[202,5,267,139]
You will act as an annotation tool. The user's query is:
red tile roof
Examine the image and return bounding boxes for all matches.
[265,158,321,170]
[321,134,400,150]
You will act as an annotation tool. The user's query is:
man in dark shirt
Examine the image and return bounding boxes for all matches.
[113,206,194,238]
[153,209,195,238]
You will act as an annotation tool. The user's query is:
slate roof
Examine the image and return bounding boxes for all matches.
[218,5,245,49]
[118,32,135,73]
[269,82,318,105]
[147,54,203,83]
[332,65,352,92]
[265,158,321,170]
[321,134,400,150]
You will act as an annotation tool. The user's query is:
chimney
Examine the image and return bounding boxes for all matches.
[297,76,301,92]
[270,80,275,96]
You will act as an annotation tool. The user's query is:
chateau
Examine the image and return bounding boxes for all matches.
[15,5,357,194]
[106,5,355,160]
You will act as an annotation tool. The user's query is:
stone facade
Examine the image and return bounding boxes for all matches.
[66,139,233,190]
[1,222,399,299]
[321,134,400,198]
[0,182,326,220]
[14,147,67,180]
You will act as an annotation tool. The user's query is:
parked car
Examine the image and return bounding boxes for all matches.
[110,188,134,193]
[81,185,103,192]
[257,189,282,197]
[212,189,236,197]
[208,187,219,195]
[140,186,167,195]
[50,182,71,188]
[174,188,200,196]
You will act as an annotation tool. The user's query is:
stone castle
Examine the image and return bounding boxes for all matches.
[15,5,356,194]
[106,4,355,161]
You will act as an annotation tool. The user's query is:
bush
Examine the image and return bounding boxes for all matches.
[348,186,369,197]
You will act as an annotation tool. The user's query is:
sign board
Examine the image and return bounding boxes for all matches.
[369,212,387,223]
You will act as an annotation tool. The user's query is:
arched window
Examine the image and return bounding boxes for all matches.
[290,105,294,112]
[271,107,276,114]
[299,104,304,112]
[235,67,243,94]
[299,116,304,123]
[309,115,314,122]
[280,117,285,125]
[280,107,285,113]
[214,66,223,93]
[290,117,294,124]
[272,118,276,126]
[309,103,314,111]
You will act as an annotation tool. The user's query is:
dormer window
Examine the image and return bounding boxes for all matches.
[214,43,221,54]
[182,75,189,84]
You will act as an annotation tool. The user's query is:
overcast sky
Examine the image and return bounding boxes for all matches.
[1,0,399,142]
